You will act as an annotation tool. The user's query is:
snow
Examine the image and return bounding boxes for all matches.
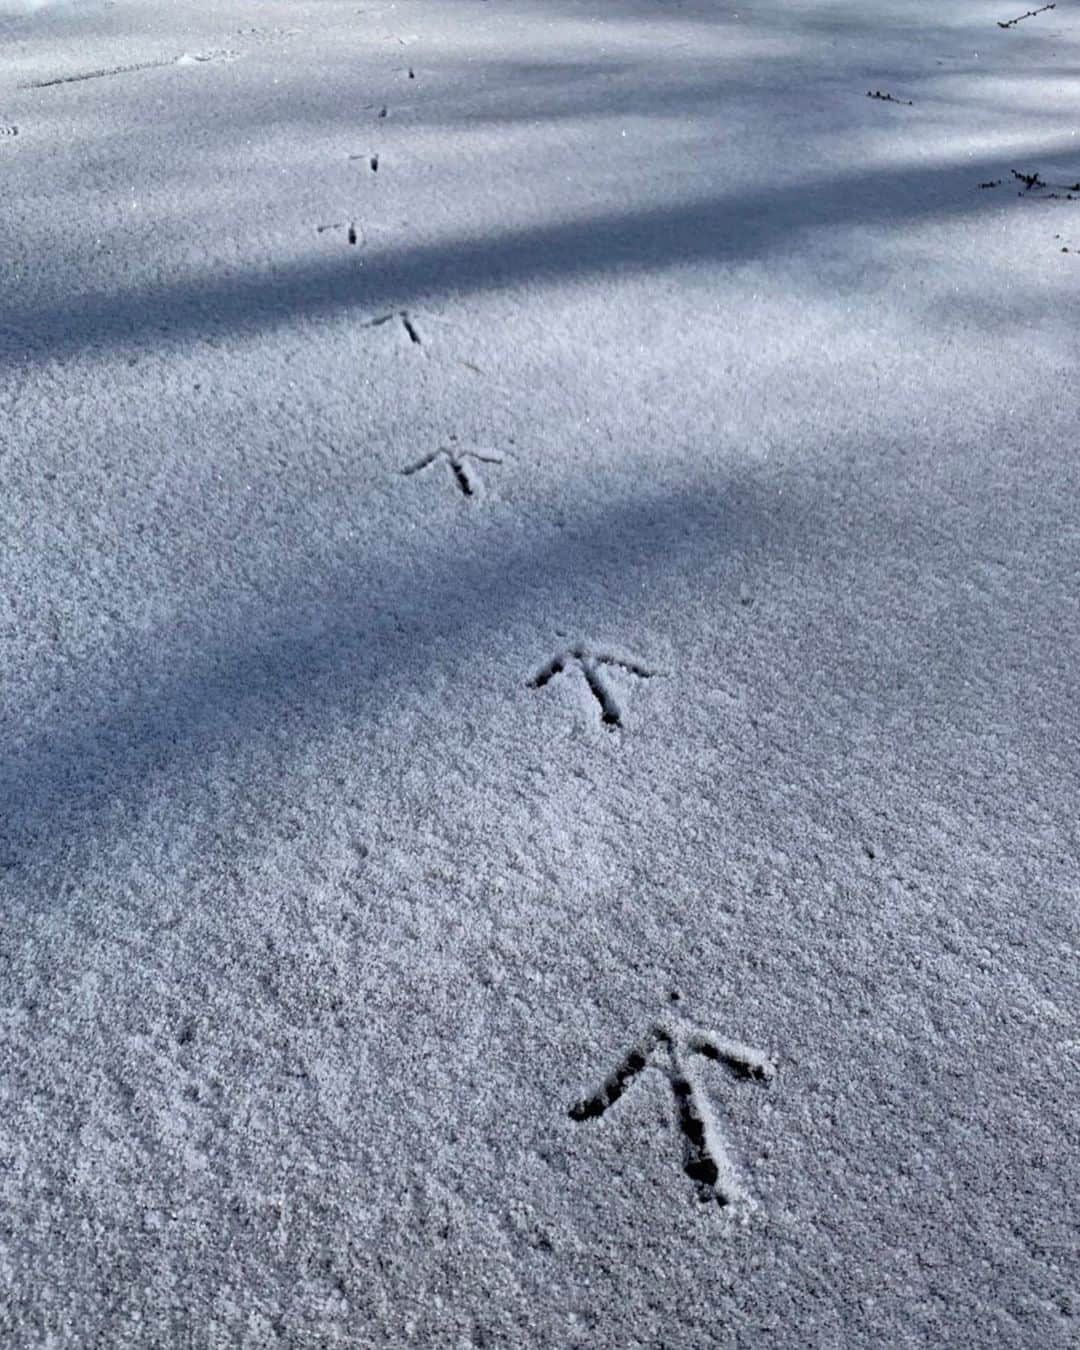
[1,0,1078,1343]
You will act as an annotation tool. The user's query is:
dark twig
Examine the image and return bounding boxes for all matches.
[1012,169,1080,200]
[998,4,1055,29]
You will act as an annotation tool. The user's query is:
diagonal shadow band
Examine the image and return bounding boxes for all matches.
[0,479,771,884]
[5,146,1079,370]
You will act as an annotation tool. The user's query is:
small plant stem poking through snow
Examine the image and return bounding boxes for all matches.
[1011,169,1080,200]
[998,4,1055,28]
[867,89,912,105]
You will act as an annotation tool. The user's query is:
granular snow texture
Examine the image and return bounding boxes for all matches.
[0,1,1077,1345]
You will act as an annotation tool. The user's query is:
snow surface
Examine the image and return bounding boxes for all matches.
[1,0,1078,1343]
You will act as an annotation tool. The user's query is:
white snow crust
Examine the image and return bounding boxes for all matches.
[1,0,1078,1344]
